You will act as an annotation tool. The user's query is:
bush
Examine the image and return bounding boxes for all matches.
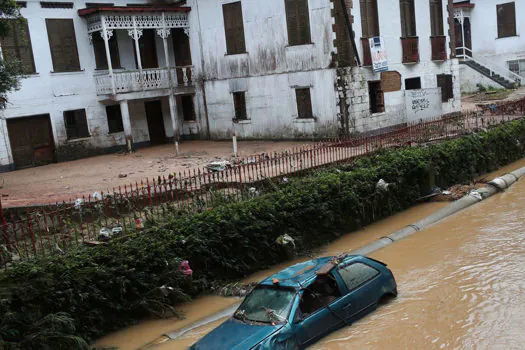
[1,119,525,349]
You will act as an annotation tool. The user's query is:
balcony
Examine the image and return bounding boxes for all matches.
[94,66,194,96]
[431,36,447,61]
[401,37,419,64]
[361,38,373,67]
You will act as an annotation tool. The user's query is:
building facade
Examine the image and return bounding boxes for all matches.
[0,0,461,171]
[453,0,525,92]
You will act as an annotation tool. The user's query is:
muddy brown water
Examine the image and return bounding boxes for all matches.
[95,159,525,349]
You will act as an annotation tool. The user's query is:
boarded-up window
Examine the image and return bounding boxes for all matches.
[368,81,385,113]
[233,92,247,120]
[360,0,380,38]
[106,105,123,133]
[64,109,90,139]
[437,74,453,102]
[181,95,196,121]
[295,88,313,119]
[46,19,81,72]
[497,2,516,38]
[399,0,416,37]
[222,2,246,55]
[0,19,36,74]
[285,0,311,46]
[92,32,120,70]
[429,0,444,36]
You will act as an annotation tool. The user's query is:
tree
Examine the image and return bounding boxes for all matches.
[0,0,24,109]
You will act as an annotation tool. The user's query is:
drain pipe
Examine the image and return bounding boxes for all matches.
[353,166,525,255]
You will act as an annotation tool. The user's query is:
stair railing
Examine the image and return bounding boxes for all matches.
[457,46,522,87]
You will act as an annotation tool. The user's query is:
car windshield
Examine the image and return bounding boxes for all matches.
[235,286,295,324]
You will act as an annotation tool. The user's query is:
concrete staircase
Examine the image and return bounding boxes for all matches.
[459,60,518,89]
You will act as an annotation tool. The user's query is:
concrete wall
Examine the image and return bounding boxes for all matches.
[459,64,506,93]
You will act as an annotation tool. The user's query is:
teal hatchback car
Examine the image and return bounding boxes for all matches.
[190,254,397,349]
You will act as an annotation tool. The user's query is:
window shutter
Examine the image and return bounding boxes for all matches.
[429,0,444,36]
[369,0,380,37]
[297,0,311,45]
[400,0,416,37]
[285,0,299,45]
[496,2,516,38]
[360,0,369,37]
[46,19,80,72]
[0,19,36,74]
[223,2,246,54]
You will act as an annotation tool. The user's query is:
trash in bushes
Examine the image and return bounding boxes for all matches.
[276,234,295,247]
[376,179,391,192]
[179,260,193,276]
[98,224,124,241]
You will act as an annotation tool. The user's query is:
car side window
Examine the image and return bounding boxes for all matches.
[338,262,379,291]
[296,275,341,321]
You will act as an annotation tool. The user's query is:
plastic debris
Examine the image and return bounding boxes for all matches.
[92,192,102,201]
[179,260,193,276]
[276,234,295,248]
[205,160,232,172]
[135,217,144,229]
[376,179,390,192]
[470,190,483,201]
[74,198,83,210]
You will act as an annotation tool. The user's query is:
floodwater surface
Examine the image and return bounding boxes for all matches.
[95,158,525,349]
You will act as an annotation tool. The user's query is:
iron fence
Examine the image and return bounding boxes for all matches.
[1,97,525,265]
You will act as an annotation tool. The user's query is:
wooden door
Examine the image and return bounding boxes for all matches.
[7,115,55,169]
[145,100,166,145]
[172,28,192,84]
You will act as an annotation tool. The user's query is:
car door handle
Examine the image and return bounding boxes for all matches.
[343,303,352,310]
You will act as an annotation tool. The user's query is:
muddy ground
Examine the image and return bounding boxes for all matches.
[0,141,313,207]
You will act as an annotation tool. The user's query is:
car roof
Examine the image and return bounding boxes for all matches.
[259,255,363,289]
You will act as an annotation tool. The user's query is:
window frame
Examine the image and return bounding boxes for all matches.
[284,0,312,46]
[360,0,380,38]
[0,19,36,74]
[232,91,248,121]
[368,80,385,114]
[496,2,516,38]
[429,0,444,37]
[405,77,422,90]
[295,87,314,119]
[337,262,380,292]
[46,18,81,73]
[63,109,90,140]
[437,74,453,102]
[222,1,247,55]
[399,0,417,38]
[105,105,124,134]
[181,95,196,122]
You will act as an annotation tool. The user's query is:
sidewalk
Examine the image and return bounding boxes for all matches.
[0,140,312,207]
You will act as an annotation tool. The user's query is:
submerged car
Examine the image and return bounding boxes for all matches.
[190,254,397,349]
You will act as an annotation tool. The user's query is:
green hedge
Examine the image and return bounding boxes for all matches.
[1,119,525,349]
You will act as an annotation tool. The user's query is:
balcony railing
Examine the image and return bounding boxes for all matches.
[431,36,447,61]
[401,37,419,64]
[94,66,194,96]
[361,38,372,67]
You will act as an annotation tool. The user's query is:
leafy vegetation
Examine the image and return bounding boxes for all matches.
[1,119,525,348]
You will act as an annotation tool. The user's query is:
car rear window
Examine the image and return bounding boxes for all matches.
[338,262,379,291]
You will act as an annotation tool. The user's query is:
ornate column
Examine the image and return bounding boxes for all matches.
[100,15,116,95]
[129,16,143,74]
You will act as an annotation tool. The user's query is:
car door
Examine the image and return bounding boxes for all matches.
[335,262,383,322]
[294,272,350,346]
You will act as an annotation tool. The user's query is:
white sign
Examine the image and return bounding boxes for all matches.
[369,37,388,72]
[405,88,443,122]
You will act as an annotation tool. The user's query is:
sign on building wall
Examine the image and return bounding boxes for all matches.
[369,37,388,72]
[405,88,443,122]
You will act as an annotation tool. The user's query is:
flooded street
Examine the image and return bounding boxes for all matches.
[95,159,525,350]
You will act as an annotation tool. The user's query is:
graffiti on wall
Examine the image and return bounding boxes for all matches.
[406,88,443,122]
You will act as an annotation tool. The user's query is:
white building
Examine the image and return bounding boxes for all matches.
[0,0,461,171]
[453,0,524,92]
